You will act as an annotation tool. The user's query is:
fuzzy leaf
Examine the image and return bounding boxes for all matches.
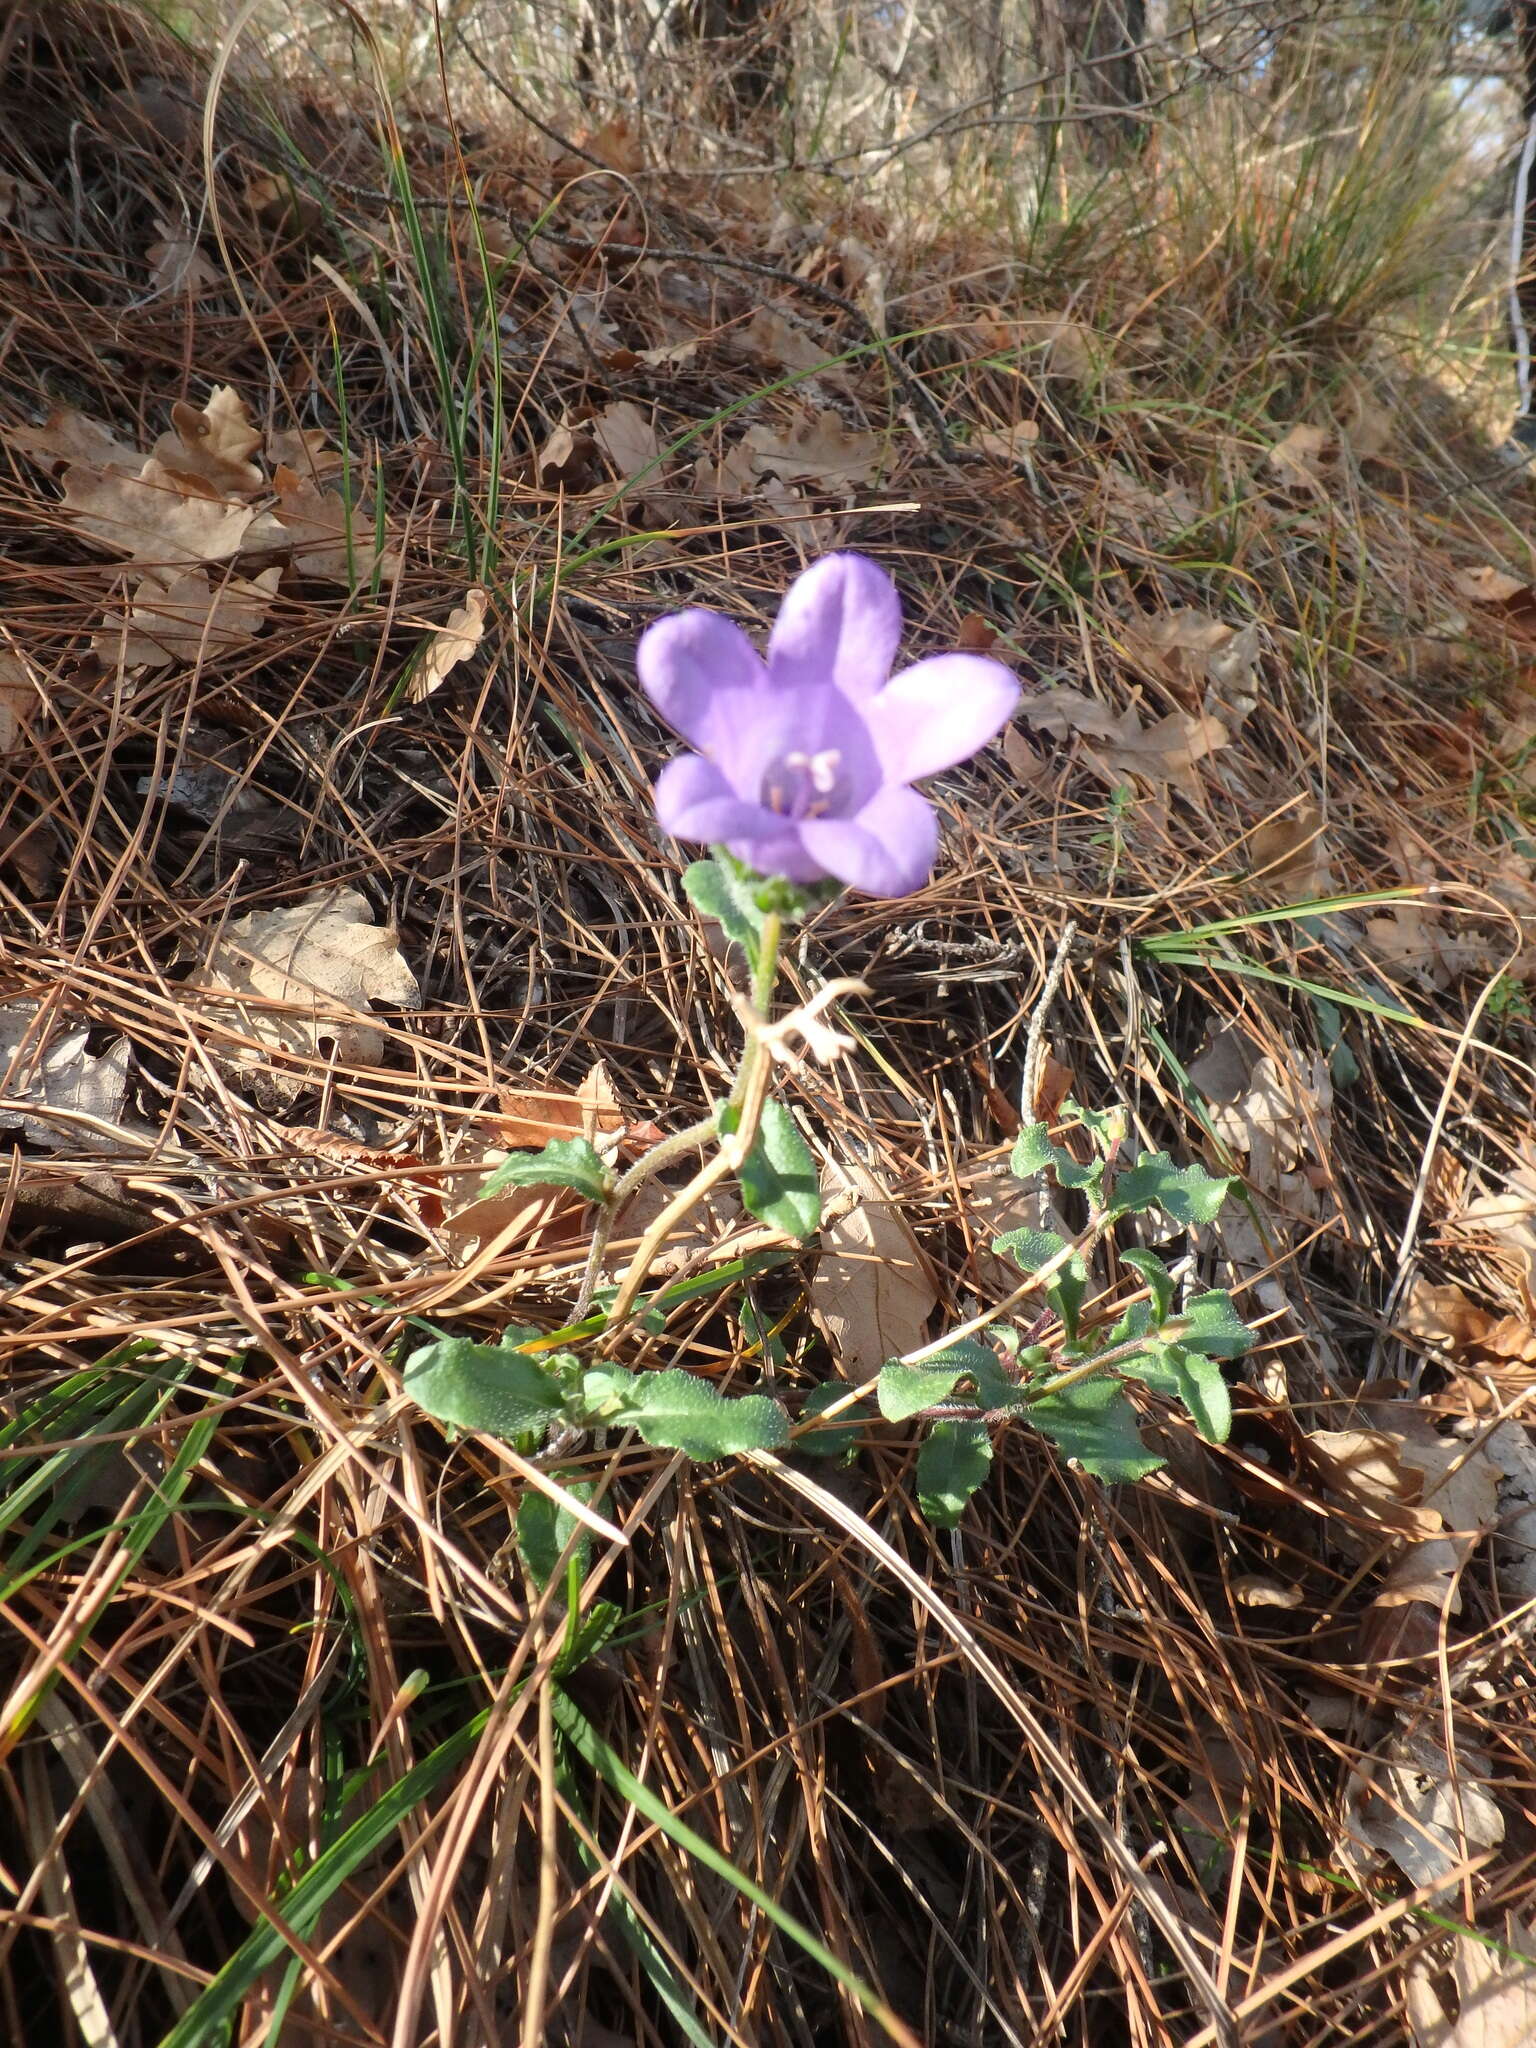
[1109,1152,1234,1226]
[1010,1123,1060,1176]
[1122,1341,1232,1443]
[516,1483,592,1593]
[877,1362,968,1421]
[404,1337,569,1439]
[581,1365,788,1460]
[477,1136,613,1205]
[738,1099,820,1236]
[1022,1373,1163,1481]
[1178,1289,1252,1359]
[916,1420,993,1527]
[797,1385,861,1460]
[684,856,766,956]
[1120,1248,1175,1325]
[992,1226,1088,1338]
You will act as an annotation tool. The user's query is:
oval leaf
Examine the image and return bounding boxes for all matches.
[476,1136,613,1205]
[738,1098,820,1236]
[404,1337,568,1438]
[916,1419,993,1527]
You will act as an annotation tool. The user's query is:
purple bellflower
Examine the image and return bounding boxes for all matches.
[637,553,1020,897]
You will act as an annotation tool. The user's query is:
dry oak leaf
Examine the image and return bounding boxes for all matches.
[692,439,761,499]
[266,427,344,483]
[1246,799,1333,896]
[974,310,1097,383]
[591,400,661,483]
[1098,463,1201,540]
[446,1062,629,1256]
[738,306,842,377]
[268,465,399,585]
[93,566,280,672]
[743,409,882,488]
[1407,1913,1536,2048]
[811,1157,938,1383]
[61,459,263,567]
[2,406,140,475]
[193,888,420,1106]
[1267,422,1334,486]
[151,385,263,494]
[0,1004,132,1151]
[410,587,489,702]
[146,230,222,296]
[1119,610,1260,705]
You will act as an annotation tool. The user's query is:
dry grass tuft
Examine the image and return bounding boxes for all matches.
[4,3,1536,2043]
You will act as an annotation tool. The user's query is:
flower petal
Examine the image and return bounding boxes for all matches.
[723,828,829,885]
[653,754,772,843]
[767,553,902,702]
[637,609,768,751]
[864,655,1020,782]
[799,784,940,897]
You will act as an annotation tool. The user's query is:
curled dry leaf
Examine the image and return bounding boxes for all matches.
[410,587,489,702]
[268,465,398,585]
[537,424,600,492]
[1189,1025,1332,1199]
[2,406,140,475]
[811,1157,937,1383]
[738,306,842,376]
[0,1004,131,1151]
[1246,798,1332,895]
[151,385,263,494]
[192,887,420,1106]
[93,566,280,672]
[61,459,265,566]
[591,400,661,483]
[267,426,344,483]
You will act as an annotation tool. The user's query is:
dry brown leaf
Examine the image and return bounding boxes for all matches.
[446,1064,632,1255]
[1407,1913,1536,2048]
[1338,380,1395,462]
[0,168,66,241]
[1485,1420,1536,1601]
[1343,1730,1504,1888]
[536,424,600,492]
[268,465,399,585]
[266,427,345,483]
[410,587,489,701]
[812,1158,937,1382]
[1247,799,1332,895]
[0,648,42,751]
[1020,686,1133,744]
[1230,1575,1305,1608]
[193,888,420,1106]
[151,386,263,494]
[1098,463,1201,539]
[634,337,698,370]
[1267,422,1334,486]
[1120,611,1260,711]
[591,401,661,483]
[61,459,262,566]
[1452,1147,1536,1294]
[975,310,1097,382]
[743,409,882,488]
[2,406,141,475]
[1305,1428,1443,1540]
[957,1159,1075,1298]
[972,421,1039,465]
[1190,1028,1331,1197]
[0,1005,132,1151]
[1019,686,1226,796]
[738,306,838,375]
[692,440,761,498]
[146,230,221,295]
[493,1061,627,1156]
[93,566,280,672]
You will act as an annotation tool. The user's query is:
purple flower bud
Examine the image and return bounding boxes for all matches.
[637,554,1020,897]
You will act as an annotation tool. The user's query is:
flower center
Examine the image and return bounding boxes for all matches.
[761,748,848,820]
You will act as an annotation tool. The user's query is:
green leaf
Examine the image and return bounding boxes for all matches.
[404,1338,568,1438]
[684,855,766,955]
[582,1366,789,1460]
[877,1362,968,1421]
[1109,1152,1234,1227]
[737,1098,820,1236]
[516,1482,592,1593]
[1010,1123,1060,1176]
[476,1136,613,1205]
[1122,1342,1232,1443]
[967,1347,1028,1413]
[1179,1289,1253,1359]
[1022,1373,1163,1481]
[916,1420,993,1527]
[1061,1099,1126,1152]
[1120,1248,1175,1324]
[796,1384,861,1460]
[555,1599,621,1675]
[991,1226,1088,1338]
